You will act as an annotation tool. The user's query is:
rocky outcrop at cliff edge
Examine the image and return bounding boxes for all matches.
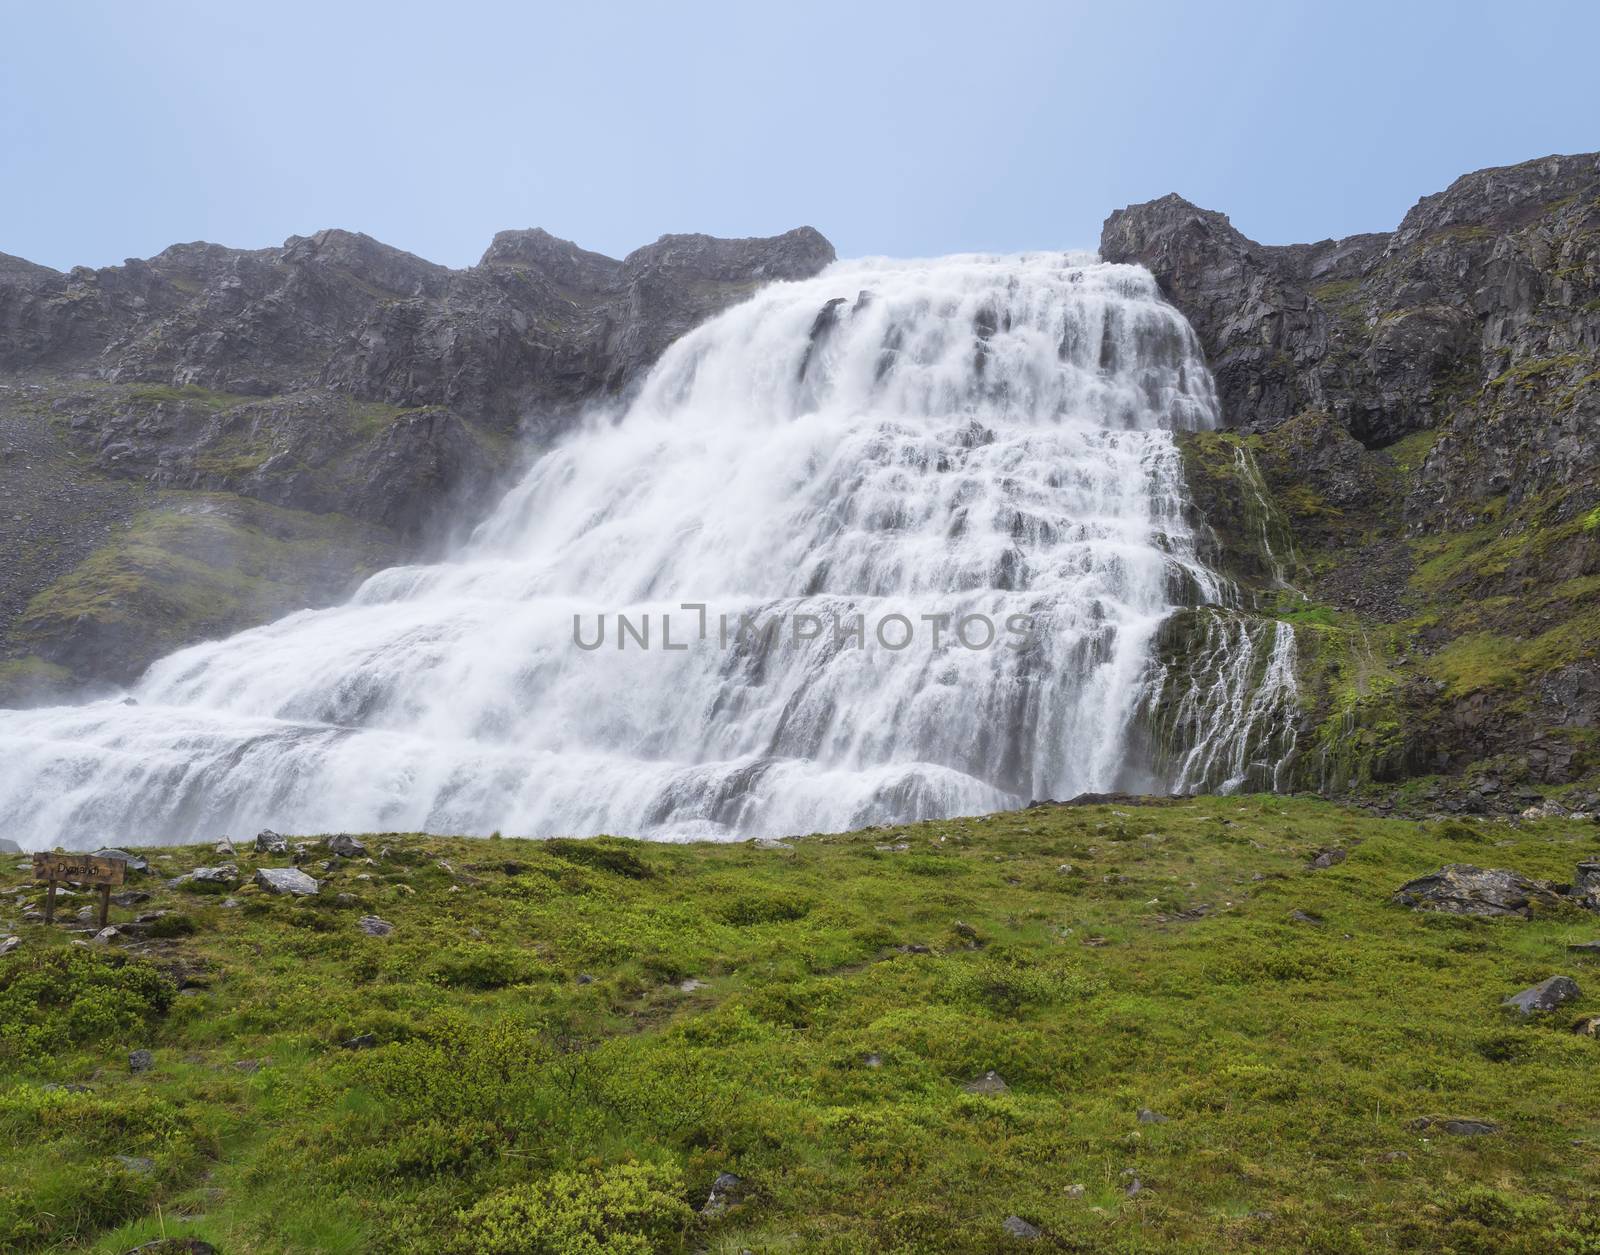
[1101,153,1600,521]
[0,226,834,699]
[1108,153,1600,810]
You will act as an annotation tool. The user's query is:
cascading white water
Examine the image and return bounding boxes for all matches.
[0,252,1294,848]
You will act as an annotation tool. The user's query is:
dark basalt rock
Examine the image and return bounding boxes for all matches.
[1109,152,1600,801]
[1503,975,1580,1017]
[1391,864,1563,917]
[0,224,834,693]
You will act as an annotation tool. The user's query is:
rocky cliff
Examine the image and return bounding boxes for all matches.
[1104,152,1600,812]
[0,225,834,698]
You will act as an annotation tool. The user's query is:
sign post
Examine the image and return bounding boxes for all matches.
[32,854,127,929]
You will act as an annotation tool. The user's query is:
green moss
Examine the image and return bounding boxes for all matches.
[18,496,397,663]
[1384,427,1441,474]
[0,656,72,704]
[3,800,1600,1252]
[123,384,253,411]
[1427,608,1600,698]
[1484,353,1585,391]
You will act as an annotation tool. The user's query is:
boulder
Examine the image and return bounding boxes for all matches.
[254,867,319,896]
[175,864,239,888]
[1391,865,1562,917]
[1503,975,1580,1017]
[125,1240,219,1255]
[1002,1215,1041,1241]
[1573,862,1600,910]
[1409,1116,1499,1136]
[91,847,147,873]
[255,830,289,855]
[1310,848,1347,870]
[0,936,18,956]
[357,915,393,937]
[325,834,367,857]
[963,1070,1009,1095]
[701,1171,746,1217]
[128,1049,153,1074]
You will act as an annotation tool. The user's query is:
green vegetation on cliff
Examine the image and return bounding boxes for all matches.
[3,799,1600,1253]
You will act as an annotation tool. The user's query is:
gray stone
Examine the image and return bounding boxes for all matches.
[701,1171,745,1217]
[1568,941,1600,955]
[90,926,119,944]
[357,915,393,937]
[92,847,147,873]
[1064,1183,1086,1199]
[1391,865,1562,917]
[326,833,367,857]
[0,935,17,956]
[175,863,239,888]
[340,1033,377,1050]
[255,830,289,855]
[254,867,319,896]
[128,1049,153,1074]
[1411,1116,1499,1136]
[1503,975,1580,1017]
[1574,862,1600,910]
[1002,1215,1041,1240]
[963,1070,1009,1095]
[114,1155,156,1175]
[1137,1108,1169,1124]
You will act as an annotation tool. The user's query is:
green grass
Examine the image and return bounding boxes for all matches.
[2,797,1599,1252]
[19,495,396,652]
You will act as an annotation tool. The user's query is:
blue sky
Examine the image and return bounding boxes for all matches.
[3,0,1596,271]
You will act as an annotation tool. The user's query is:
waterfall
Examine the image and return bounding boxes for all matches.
[0,252,1298,847]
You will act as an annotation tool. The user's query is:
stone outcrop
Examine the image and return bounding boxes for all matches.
[0,225,833,697]
[1109,153,1600,806]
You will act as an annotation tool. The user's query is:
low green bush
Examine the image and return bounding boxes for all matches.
[450,1160,691,1254]
[0,950,175,1062]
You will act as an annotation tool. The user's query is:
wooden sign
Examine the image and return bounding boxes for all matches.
[33,853,127,929]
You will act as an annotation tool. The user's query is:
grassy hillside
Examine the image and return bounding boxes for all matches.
[3,798,1599,1253]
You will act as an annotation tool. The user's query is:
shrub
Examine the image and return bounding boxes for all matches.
[0,950,175,1062]
[429,945,536,991]
[543,839,653,880]
[145,913,198,939]
[943,948,1093,1015]
[450,1161,690,1254]
[710,884,812,926]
